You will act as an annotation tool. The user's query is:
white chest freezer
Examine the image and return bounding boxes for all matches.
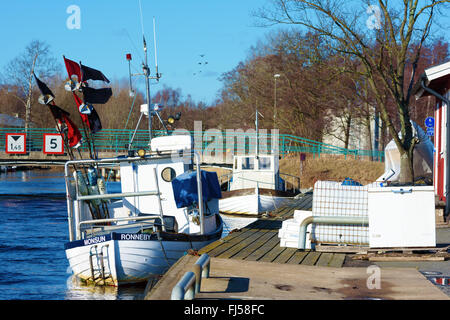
[368,186,436,248]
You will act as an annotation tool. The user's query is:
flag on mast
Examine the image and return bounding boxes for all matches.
[63,56,82,82]
[48,105,83,148]
[63,56,107,134]
[80,63,110,83]
[34,73,55,105]
[82,86,112,104]
[33,73,82,148]
[72,92,102,134]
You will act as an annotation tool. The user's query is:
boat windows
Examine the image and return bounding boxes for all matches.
[161,167,176,182]
[258,157,272,170]
[242,157,254,170]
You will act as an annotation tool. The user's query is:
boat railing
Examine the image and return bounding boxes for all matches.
[219,173,301,194]
[279,172,301,194]
[218,173,232,190]
[237,176,276,190]
[64,150,205,241]
[74,188,163,239]
[79,214,163,237]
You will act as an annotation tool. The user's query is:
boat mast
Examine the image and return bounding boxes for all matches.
[255,106,264,158]
[255,106,259,158]
[143,36,153,142]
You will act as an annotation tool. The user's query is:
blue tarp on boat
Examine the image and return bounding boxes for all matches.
[171,170,222,208]
[341,177,363,186]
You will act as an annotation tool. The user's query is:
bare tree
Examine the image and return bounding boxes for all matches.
[256,0,450,183]
[1,40,59,130]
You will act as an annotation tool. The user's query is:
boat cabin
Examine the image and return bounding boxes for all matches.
[68,135,221,241]
[117,135,218,234]
[229,154,283,191]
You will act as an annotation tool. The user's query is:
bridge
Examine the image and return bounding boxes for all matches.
[0,128,384,166]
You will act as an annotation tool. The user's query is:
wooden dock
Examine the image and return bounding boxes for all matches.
[145,192,450,300]
[198,193,346,268]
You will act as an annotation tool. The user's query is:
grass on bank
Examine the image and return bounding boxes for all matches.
[279,154,385,189]
[203,154,385,190]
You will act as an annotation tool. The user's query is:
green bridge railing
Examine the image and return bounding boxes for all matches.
[0,128,385,162]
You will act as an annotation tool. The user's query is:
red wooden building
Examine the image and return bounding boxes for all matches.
[415,61,450,214]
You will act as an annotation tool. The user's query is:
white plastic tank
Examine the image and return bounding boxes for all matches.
[377,121,433,183]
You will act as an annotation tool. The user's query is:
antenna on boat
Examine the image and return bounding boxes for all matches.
[126,1,166,151]
[138,1,164,144]
[255,107,264,158]
[153,17,160,81]
[143,35,153,142]
[126,53,134,96]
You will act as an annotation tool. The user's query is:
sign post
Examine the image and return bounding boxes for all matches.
[425,117,435,137]
[300,153,306,176]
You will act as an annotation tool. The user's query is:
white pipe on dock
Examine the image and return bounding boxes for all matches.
[299,216,369,250]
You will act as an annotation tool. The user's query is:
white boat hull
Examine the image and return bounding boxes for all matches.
[219,188,294,216]
[65,224,222,286]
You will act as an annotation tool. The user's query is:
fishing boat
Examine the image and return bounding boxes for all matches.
[32,17,223,286]
[219,110,301,216]
[63,136,223,286]
[219,154,300,216]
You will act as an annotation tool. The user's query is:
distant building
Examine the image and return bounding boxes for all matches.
[322,109,376,152]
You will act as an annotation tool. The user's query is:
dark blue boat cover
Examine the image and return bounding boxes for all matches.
[171,170,222,208]
[341,177,363,186]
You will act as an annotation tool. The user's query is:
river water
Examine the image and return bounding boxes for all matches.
[0,169,255,300]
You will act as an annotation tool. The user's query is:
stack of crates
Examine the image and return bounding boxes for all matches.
[311,181,376,246]
[278,210,313,249]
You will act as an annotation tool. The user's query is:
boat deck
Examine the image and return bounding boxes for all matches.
[198,193,346,268]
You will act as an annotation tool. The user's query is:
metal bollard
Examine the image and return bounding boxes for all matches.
[170,271,196,300]
[193,254,211,294]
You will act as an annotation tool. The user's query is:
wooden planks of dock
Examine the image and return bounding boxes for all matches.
[199,193,347,268]
[145,255,449,300]
[145,193,450,300]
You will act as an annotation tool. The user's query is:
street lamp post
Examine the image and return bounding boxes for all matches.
[274,74,281,128]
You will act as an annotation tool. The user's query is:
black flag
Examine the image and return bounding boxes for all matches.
[48,105,70,120]
[34,73,55,97]
[80,63,110,83]
[47,105,83,148]
[87,106,102,134]
[82,87,113,104]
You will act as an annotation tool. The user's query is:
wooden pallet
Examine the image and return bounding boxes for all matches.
[352,246,449,262]
[367,245,449,254]
[315,244,369,254]
[367,255,447,262]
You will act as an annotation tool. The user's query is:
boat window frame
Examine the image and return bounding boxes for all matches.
[161,167,177,182]
[241,156,255,170]
[257,156,272,170]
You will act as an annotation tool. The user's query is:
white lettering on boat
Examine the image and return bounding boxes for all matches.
[83,236,106,246]
[120,234,152,241]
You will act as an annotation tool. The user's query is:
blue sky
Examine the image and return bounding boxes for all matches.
[1,1,449,106]
[0,0,278,105]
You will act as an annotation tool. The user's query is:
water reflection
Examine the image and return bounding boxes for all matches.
[0,169,257,300]
[65,276,147,300]
[63,215,257,300]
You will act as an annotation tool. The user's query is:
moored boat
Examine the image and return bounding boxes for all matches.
[219,154,301,216]
[64,136,224,286]
[30,19,225,286]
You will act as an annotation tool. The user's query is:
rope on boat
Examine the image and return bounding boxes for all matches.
[157,234,172,268]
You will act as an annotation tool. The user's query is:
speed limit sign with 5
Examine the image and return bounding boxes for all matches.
[43,134,64,154]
